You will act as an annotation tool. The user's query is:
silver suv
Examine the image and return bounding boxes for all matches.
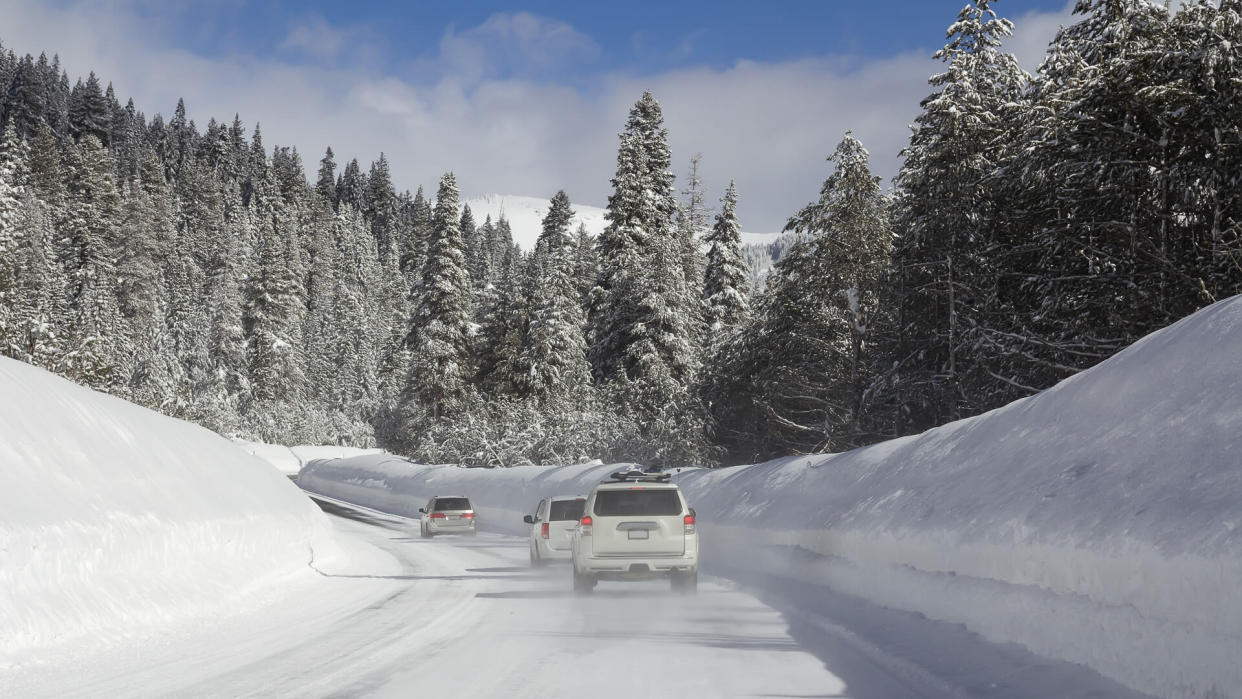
[570,470,698,594]
[418,496,477,537]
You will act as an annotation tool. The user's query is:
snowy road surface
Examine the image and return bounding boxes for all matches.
[7,496,1151,698]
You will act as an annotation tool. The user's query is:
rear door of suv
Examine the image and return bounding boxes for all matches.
[545,498,585,552]
[588,487,686,556]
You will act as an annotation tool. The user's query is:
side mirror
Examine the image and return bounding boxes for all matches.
[689,508,696,518]
[523,515,534,524]
[418,508,426,514]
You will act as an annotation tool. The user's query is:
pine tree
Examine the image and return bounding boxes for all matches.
[459,203,479,287]
[517,191,591,401]
[0,120,30,350]
[589,91,697,392]
[243,163,307,404]
[61,134,124,389]
[202,211,250,423]
[367,153,398,266]
[400,185,432,281]
[889,0,1030,432]
[572,222,598,306]
[587,91,710,463]
[315,146,337,206]
[999,0,1181,398]
[676,153,708,318]
[402,172,473,423]
[712,134,893,459]
[474,243,528,398]
[68,72,111,144]
[336,158,366,212]
[5,55,46,139]
[701,180,749,340]
[0,119,26,237]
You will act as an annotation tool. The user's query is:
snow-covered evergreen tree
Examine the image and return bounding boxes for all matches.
[61,134,124,390]
[315,147,336,206]
[889,0,1030,432]
[367,153,398,266]
[711,134,892,459]
[401,172,473,426]
[243,162,307,405]
[589,92,699,394]
[0,120,30,352]
[701,180,749,339]
[999,0,1195,399]
[517,191,592,401]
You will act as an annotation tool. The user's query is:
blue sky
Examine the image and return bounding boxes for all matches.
[5,0,1077,231]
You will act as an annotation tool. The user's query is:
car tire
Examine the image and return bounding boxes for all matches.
[573,568,596,595]
[420,524,433,539]
[530,546,539,567]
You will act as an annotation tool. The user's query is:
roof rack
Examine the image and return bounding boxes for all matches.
[608,469,672,483]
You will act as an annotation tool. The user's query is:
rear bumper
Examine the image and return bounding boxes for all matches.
[574,551,698,579]
[428,520,476,534]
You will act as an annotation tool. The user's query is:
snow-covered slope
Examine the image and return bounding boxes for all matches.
[299,294,1242,699]
[0,357,352,665]
[463,194,607,251]
[463,193,781,252]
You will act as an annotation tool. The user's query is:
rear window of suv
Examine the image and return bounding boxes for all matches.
[434,498,471,511]
[549,499,585,521]
[593,490,682,516]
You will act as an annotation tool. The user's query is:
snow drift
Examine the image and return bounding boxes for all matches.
[0,357,347,666]
[231,439,385,476]
[300,295,1242,698]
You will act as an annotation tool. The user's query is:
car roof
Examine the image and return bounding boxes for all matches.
[547,494,586,501]
[592,481,681,492]
[432,495,471,500]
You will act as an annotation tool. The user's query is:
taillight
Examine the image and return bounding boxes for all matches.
[461,512,475,519]
[684,513,696,535]
[579,515,593,536]
[540,522,550,539]
[429,513,446,519]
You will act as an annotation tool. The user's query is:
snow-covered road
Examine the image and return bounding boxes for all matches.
[7,495,1151,698]
[255,498,854,698]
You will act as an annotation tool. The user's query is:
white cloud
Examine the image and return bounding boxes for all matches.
[279,16,348,62]
[0,2,1073,232]
[1005,1,1078,73]
[432,12,601,86]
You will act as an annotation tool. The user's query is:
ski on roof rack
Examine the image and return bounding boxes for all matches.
[608,469,672,483]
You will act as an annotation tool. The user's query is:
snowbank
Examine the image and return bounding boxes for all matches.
[300,295,1242,698]
[233,439,385,476]
[0,357,350,666]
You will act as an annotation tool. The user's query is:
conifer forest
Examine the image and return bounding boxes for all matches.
[1,0,1240,467]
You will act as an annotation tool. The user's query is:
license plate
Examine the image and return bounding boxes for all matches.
[447,514,459,520]
[628,529,649,540]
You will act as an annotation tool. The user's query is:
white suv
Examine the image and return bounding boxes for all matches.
[570,470,698,594]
